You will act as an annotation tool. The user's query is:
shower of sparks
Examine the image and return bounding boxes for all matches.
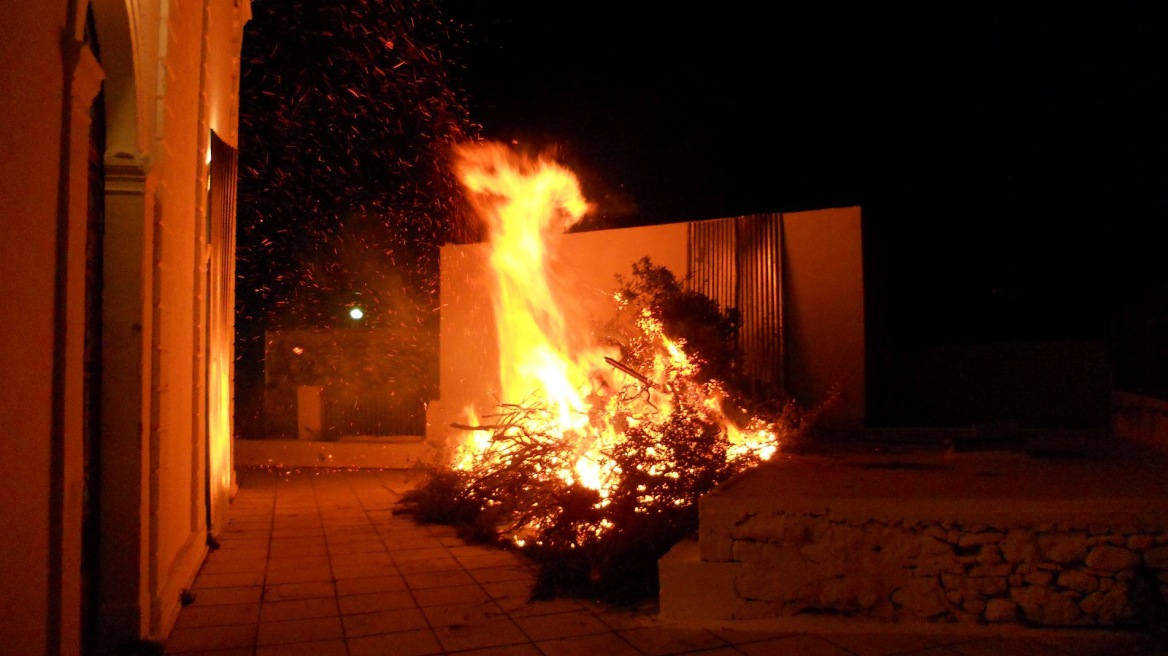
[234,0,482,429]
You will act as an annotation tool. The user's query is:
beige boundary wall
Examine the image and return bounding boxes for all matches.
[426,206,866,454]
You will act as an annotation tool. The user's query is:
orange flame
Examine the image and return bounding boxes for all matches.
[454,143,611,432]
[450,141,778,525]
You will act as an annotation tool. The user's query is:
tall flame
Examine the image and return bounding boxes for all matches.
[454,143,612,432]
[450,142,779,531]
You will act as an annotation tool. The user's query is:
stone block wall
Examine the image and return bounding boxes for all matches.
[1113,391,1168,453]
[717,512,1168,628]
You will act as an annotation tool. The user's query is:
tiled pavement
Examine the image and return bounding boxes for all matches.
[165,467,1167,656]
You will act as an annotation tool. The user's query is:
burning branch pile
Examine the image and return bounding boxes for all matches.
[409,308,809,601]
[401,142,816,601]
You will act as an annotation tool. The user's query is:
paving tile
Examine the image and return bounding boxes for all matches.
[619,624,730,655]
[468,564,536,584]
[536,631,646,656]
[262,580,336,602]
[189,585,264,606]
[394,556,464,575]
[323,525,375,536]
[432,618,531,652]
[446,545,500,559]
[330,551,394,567]
[263,564,333,585]
[165,623,256,652]
[476,578,533,598]
[421,601,509,628]
[173,602,260,629]
[214,531,270,545]
[228,511,272,521]
[366,509,403,523]
[589,605,659,631]
[455,644,544,656]
[175,469,1168,656]
[512,610,611,641]
[454,551,528,570]
[230,511,273,520]
[200,556,269,574]
[256,638,348,656]
[822,631,947,655]
[335,574,408,596]
[412,583,491,607]
[708,625,798,645]
[271,528,325,540]
[346,627,443,656]
[167,644,251,648]
[325,524,381,537]
[423,525,461,538]
[328,539,389,555]
[391,546,453,562]
[221,518,272,529]
[383,535,448,550]
[271,503,319,512]
[260,597,339,622]
[214,526,270,539]
[270,519,320,528]
[269,533,326,545]
[266,555,330,572]
[403,568,477,590]
[736,634,857,656]
[337,590,417,615]
[272,508,319,518]
[343,607,430,637]
[1032,632,1167,656]
[193,570,266,589]
[333,561,400,580]
[324,515,376,529]
[508,597,587,618]
[268,543,330,558]
[257,616,344,646]
[945,636,1082,656]
[215,529,272,543]
[211,544,270,560]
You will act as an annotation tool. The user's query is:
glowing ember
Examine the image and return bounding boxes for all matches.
[444,141,787,552]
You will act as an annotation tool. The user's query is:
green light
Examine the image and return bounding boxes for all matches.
[349,307,364,320]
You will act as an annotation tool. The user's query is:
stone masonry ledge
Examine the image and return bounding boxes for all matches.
[700,438,1168,531]
[662,437,1168,629]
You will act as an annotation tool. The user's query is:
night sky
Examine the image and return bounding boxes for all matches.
[235,1,1168,432]
[440,1,1167,360]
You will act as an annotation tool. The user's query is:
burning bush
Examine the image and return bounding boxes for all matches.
[400,142,816,603]
[402,260,812,603]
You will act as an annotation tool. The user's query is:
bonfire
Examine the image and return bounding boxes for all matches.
[402,142,814,601]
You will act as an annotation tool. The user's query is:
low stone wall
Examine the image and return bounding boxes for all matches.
[720,512,1168,628]
[1113,391,1168,453]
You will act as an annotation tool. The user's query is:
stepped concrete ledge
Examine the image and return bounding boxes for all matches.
[661,436,1168,630]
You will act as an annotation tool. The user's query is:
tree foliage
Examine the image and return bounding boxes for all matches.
[603,256,741,388]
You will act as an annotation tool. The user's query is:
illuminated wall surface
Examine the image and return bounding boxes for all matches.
[432,207,865,450]
[0,1,251,653]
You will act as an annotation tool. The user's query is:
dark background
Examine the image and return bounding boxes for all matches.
[236,1,1168,435]
[440,1,1168,402]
